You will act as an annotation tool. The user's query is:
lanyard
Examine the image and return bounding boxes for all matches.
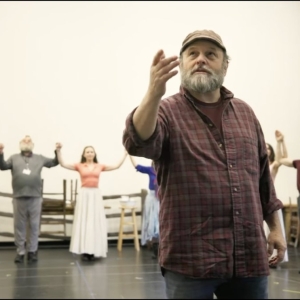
[22,156,30,169]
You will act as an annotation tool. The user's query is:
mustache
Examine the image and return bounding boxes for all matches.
[192,66,213,75]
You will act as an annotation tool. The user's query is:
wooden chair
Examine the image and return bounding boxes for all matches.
[40,179,78,237]
[65,179,78,215]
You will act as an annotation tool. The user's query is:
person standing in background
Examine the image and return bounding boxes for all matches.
[129,155,160,259]
[56,143,127,261]
[122,29,286,299]
[0,136,59,264]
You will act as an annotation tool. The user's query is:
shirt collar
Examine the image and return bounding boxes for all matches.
[180,85,234,104]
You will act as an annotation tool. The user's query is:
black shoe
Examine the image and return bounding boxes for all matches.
[269,264,277,269]
[88,254,95,261]
[81,254,89,261]
[14,254,24,264]
[27,252,38,262]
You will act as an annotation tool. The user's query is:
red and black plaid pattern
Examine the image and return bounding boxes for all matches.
[123,86,283,278]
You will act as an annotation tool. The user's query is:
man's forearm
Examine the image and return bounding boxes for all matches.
[0,153,10,170]
[265,210,283,232]
[132,93,161,141]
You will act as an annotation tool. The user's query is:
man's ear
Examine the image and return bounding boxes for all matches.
[223,60,229,76]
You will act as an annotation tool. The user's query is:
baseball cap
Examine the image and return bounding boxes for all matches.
[180,29,226,55]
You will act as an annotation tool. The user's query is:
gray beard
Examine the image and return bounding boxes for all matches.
[20,144,33,152]
[181,70,224,94]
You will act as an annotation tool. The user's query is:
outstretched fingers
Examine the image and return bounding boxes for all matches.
[152,50,165,67]
[148,50,180,99]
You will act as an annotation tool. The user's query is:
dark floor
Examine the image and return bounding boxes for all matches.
[0,244,300,299]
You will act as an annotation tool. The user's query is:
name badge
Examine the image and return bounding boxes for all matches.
[23,169,31,175]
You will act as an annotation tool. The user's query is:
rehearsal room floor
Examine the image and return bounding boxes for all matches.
[0,244,300,299]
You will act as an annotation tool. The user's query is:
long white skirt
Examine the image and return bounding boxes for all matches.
[70,187,108,258]
[263,209,288,263]
[141,190,160,246]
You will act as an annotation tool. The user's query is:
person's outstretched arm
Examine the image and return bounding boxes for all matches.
[42,146,60,168]
[129,155,137,168]
[275,130,288,164]
[103,149,128,172]
[132,50,179,141]
[279,158,294,168]
[0,143,12,170]
[122,50,179,161]
[55,143,76,171]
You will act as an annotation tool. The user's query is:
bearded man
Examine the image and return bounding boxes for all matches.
[0,136,58,263]
[122,30,286,299]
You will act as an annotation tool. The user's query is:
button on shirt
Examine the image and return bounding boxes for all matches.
[122,86,283,278]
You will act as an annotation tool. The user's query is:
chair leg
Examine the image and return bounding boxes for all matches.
[118,208,125,251]
[295,221,300,248]
[132,208,140,251]
[64,213,67,236]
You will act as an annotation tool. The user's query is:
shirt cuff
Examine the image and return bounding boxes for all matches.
[264,198,284,219]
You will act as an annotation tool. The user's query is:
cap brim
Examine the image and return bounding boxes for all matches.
[180,37,226,55]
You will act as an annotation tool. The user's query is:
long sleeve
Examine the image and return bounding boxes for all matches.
[135,164,153,174]
[42,150,59,168]
[122,106,169,161]
[0,153,12,170]
[135,164,157,191]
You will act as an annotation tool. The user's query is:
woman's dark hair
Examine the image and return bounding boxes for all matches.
[266,143,275,163]
[80,146,98,163]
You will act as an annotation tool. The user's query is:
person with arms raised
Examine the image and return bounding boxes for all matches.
[122,29,286,299]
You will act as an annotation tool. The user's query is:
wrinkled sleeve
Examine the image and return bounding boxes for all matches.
[256,118,283,218]
[122,106,169,161]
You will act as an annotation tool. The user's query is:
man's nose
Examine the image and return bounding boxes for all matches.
[195,53,207,65]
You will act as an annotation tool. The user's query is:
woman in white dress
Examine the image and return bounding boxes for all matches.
[264,130,288,267]
[56,143,127,261]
